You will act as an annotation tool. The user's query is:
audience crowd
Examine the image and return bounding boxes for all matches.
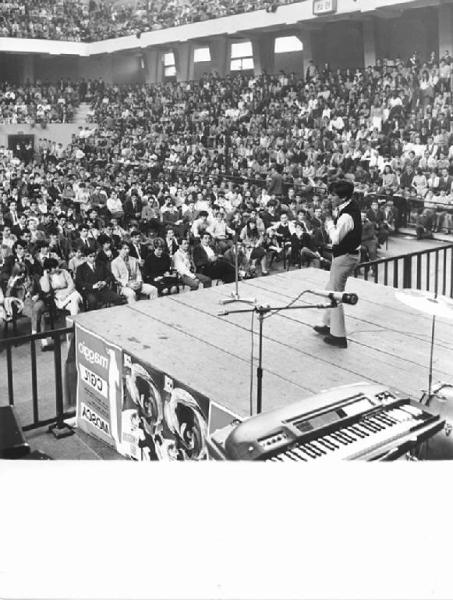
[0,80,79,125]
[2,49,453,338]
[0,0,290,42]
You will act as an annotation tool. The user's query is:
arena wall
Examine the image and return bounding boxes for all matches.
[375,7,438,61]
[0,123,81,148]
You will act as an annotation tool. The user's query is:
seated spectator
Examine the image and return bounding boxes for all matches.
[382,199,398,233]
[164,227,180,257]
[415,208,435,240]
[267,211,292,264]
[290,221,323,268]
[106,190,124,221]
[68,247,86,276]
[366,200,389,247]
[239,219,269,276]
[208,210,235,254]
[172,238,210,291]
[360,210,379,265]
[143,238,179,295]
[128,229,148,266]
[0,284,22,326]
[192,233,235,284]
[75,248,124,310]
[411,168,428,197]
[111,242,157,303]
[96,234,116,266]
[39,257,82,317]
[191,211,210,241]
[223,241,250,279]
[1,240,47,342]
[73,223,97,253]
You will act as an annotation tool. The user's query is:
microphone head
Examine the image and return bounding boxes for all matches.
[348,293,359,305]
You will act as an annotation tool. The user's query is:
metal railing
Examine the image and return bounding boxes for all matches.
[0,326,76,433]
[355,243,453,298]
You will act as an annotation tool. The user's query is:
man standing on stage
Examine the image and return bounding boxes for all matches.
[313,180,361,349]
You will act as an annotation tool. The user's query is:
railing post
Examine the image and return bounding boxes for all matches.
[48,330,74,439]
[450,247,453,298]
[403,256,412,288]
[393,260,399,288]
[416,255,422,289]
[30,339,39,425]
[434,251,439,295]
[6,345,14,406]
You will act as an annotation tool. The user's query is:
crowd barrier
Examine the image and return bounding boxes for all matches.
[0,326,75,435]
[355,242,453,298]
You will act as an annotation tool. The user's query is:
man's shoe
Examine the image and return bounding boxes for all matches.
[323,334,348,349]
[313,325,330,335]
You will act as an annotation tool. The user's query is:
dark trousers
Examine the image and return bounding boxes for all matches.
[85,288,125,310]
[201,259,236,283]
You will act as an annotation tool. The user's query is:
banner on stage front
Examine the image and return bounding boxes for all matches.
[119,352,210,461]
[75,324,123,449]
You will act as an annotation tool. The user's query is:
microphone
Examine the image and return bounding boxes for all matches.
[309,290,359,305]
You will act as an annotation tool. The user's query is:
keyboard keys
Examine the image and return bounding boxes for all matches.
[264,402,426,462]
[306,442,323,456]
[289,447,308,461]
[367,418,384,431]
[318,438,336,451]
[285,449,302,461]
[301,445,318,458]
[347,426,365,438]
[324,434,341,448]
[332,432,350,444]
[309,441,326,455]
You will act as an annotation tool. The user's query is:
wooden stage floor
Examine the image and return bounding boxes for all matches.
[75,268,453,419]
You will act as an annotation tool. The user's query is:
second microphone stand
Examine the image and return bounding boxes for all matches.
[220,233,256,306]
[220,299,338,416]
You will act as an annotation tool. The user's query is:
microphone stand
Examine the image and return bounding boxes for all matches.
[220,233,256,306]
[220,299,337,416]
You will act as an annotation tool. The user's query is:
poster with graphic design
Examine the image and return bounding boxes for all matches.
[119,352,210,461]
[75,324,123,449]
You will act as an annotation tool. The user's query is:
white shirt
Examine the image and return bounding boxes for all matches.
[326,200,358,249]
[173,249,195,279]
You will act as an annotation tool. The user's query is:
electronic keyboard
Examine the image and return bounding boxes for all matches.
[208,383,445,461]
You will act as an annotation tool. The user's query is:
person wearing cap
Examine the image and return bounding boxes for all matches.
[313,180,361,349]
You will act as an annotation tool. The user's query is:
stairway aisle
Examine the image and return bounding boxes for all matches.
[72,101,93,127]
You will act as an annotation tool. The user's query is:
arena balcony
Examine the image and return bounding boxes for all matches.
[0,0,435,57]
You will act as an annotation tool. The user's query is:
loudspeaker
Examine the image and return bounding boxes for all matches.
[0,406,30,459]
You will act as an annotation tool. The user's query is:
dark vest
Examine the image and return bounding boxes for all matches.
[332,200,362,258]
